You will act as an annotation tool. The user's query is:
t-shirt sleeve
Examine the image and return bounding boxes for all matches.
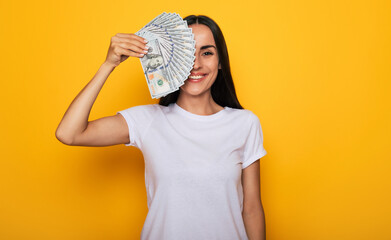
[116,104,158,149]
[242,112,267,169]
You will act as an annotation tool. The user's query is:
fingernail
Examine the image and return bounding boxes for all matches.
[139,53,144,57]
[143,50,148,53]
[144,45,149,50]
[144,39,148,43]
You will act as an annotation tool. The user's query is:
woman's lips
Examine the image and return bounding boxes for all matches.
[187,74,208,83]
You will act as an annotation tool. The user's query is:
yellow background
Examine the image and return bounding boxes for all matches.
[1,0,390,239]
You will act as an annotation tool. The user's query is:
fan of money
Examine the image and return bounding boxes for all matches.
[135,12,196,99]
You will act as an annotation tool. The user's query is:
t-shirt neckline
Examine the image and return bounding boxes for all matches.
[172,103,228,121]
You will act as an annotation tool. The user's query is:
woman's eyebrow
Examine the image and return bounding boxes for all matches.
[200,45,217,50]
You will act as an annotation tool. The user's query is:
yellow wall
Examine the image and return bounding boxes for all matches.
[1,0,390,239]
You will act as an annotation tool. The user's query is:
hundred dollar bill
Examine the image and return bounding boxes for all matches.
[140,38,177,98]
[135,12,196,98]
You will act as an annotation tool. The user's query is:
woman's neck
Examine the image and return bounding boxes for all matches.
[176,91,224,116]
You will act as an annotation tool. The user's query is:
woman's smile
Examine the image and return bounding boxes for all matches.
[187,73,208,83]
[179,24,219,96]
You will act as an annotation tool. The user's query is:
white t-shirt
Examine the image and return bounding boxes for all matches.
[118,103,267,240]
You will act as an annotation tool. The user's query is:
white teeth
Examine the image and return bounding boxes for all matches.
[189,75,204,79]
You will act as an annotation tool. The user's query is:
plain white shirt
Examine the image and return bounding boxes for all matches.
[118,103,267,240]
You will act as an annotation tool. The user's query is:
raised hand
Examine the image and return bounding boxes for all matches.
[104,33,149,68]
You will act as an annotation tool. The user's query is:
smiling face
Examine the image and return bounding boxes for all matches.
[180,24,220,97]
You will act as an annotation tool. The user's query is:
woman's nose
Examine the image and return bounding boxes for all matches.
[192,55,201,70]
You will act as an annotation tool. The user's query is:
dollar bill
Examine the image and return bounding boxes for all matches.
[136,12,196,98]
[140,38,177,98]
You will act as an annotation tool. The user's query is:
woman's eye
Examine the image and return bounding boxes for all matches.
[202,51,213,56]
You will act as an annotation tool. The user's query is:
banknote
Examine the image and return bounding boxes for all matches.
[136,12,195,98]
[140,38,177,98]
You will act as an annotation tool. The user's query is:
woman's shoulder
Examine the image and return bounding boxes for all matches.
[225,107,260,121]
[118,103,166,117]
[125,103,161,110]
[224,108,264,134]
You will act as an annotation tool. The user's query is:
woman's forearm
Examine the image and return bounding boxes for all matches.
[243,207,266,240]
[55,62,115,144]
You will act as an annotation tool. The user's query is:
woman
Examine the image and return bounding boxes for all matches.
[56,15,267,240]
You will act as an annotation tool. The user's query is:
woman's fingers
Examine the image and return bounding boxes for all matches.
[118,42,148,55]
[117,47,144,58]
[112,34,149,54]
[104,33,149,67]
[114,33,148,46]
[112,43,144,58]
[115,33,147,42]
[120,38,149,51]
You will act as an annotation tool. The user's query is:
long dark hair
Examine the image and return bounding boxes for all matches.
[159,15,243,109]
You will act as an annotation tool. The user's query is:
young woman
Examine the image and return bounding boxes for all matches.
[56,15,267,240]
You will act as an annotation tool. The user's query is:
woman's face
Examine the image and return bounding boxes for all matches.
[180,24,220,97]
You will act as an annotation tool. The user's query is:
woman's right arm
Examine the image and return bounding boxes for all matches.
[55,33,148,146]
